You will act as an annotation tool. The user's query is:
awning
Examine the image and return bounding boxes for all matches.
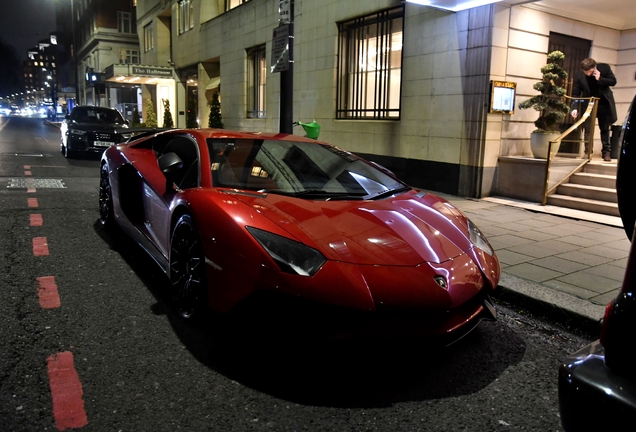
[205,77,221,90]
[102,64,175,84]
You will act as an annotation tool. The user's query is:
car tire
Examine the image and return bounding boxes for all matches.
[99,163,114,227]
[169,214,208,320]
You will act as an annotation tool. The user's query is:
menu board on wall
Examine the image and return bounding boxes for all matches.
[490,81,517,114]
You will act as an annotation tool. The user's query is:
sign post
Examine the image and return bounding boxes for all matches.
[272,0,294,134]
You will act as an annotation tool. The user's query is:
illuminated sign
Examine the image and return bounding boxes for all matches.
[490,80,516,114]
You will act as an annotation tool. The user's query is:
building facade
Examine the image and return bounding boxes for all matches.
[131,0,636,198]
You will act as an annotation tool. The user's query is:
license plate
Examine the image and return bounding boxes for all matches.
[94,141,114,147]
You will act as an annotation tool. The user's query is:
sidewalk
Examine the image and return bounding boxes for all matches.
[440,189,630,334]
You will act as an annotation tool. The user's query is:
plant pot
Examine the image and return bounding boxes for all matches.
[530,131,561,159]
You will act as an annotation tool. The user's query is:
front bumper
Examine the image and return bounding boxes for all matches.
[558,340,636,431]
[67,132,122,154]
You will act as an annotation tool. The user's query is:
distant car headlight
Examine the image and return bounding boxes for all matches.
[467,218,494,256]
[246,226,326,276]
[70,129,86,136]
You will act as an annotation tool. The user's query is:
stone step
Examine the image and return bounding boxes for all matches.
[555,183,617,203]
[546,194,620,216]
[583,162,617,176]
[568,172,617,189]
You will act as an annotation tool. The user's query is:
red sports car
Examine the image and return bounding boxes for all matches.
[99,129,500,341]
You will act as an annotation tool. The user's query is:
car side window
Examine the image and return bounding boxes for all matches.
[160,136,200,190]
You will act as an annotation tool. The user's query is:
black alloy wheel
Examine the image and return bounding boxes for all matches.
[99,163,114,227]
[170,214,208,319]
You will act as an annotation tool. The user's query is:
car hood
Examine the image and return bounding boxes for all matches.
[70,122,127,133]
[233,190,473,266]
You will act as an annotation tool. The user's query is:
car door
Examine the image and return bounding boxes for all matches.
[138,134,200,258]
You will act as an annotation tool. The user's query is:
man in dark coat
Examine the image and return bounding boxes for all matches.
[570,58,618,161]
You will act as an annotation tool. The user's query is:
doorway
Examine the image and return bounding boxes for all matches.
[549,32,592,153]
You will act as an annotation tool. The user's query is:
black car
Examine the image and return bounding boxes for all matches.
[558,94,636,431]
[61,106,130,158]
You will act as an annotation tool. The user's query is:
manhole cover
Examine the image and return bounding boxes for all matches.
[7,178,66,189]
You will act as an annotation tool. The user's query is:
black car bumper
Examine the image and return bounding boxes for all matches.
[558,340,636,431]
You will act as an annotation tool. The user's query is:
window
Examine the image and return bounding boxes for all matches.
[144,23,154,52]
[247,45,266,118]
[118,11,133,34]
[225,0,250,12]
[178,0,194,34]
[336,7,404,120]
[119,49,139,64]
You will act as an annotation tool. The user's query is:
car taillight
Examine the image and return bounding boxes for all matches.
[600,301,614,347]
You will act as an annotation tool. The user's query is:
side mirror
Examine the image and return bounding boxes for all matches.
[158,152,183,191]
[158,152,183,175]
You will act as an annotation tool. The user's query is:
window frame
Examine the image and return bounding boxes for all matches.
[336,6,404,120]
[117,11,133,34]
[225,0,250,12]
[178,0,194,35]
[144,23,154,52]
[119,49,140,64]
[246,45,267,119]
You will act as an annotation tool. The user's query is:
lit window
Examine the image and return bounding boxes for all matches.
[144,23,154,52]
[119,49,139,64]
[337,7,404,120]
[225,0,250,12]
[178,0,194,34]
[247,45,266,118]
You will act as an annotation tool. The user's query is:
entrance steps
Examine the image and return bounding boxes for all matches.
[546,160,619,217]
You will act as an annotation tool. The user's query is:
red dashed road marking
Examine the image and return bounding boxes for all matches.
[28,187,37,193]
[28,198,39,208]
[24,165,31,169]
[30,214,43,226]
[33,237,49,256]
[47,352,88,431]
[25,170,32,176]
[37,276,61,309]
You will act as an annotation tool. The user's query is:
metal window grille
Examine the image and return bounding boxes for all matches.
[336,6,404,120]
[247,45,267,119]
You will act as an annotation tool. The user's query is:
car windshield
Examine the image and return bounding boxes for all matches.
[72,108,125,124]
[207,138,407,199]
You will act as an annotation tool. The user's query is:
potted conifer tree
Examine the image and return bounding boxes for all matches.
[518,50,570,158]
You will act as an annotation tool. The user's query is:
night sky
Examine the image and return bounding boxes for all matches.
[0,0,57,61]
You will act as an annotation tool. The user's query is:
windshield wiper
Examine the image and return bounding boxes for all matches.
[367,186,411,200]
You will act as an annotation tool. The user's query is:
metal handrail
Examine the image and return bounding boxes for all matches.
[541,96,599,205]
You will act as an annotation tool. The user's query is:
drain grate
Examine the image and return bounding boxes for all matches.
[7,178,66,189]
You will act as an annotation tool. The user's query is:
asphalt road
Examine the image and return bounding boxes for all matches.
[0,116,594,431]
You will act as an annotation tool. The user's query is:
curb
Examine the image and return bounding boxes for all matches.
[493,272,604,337]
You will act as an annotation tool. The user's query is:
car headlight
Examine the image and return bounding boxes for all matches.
[467,218,494,256]
[70,129,86,136]
[246,226,326,276]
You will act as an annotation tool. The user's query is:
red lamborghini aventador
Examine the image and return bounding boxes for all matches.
[99,128,500,341]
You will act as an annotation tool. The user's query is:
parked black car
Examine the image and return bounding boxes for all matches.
[558,94,636,431]
[60,106,130,158]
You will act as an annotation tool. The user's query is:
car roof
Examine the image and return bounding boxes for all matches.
[72,105,118,111]
[159,128,327,144]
